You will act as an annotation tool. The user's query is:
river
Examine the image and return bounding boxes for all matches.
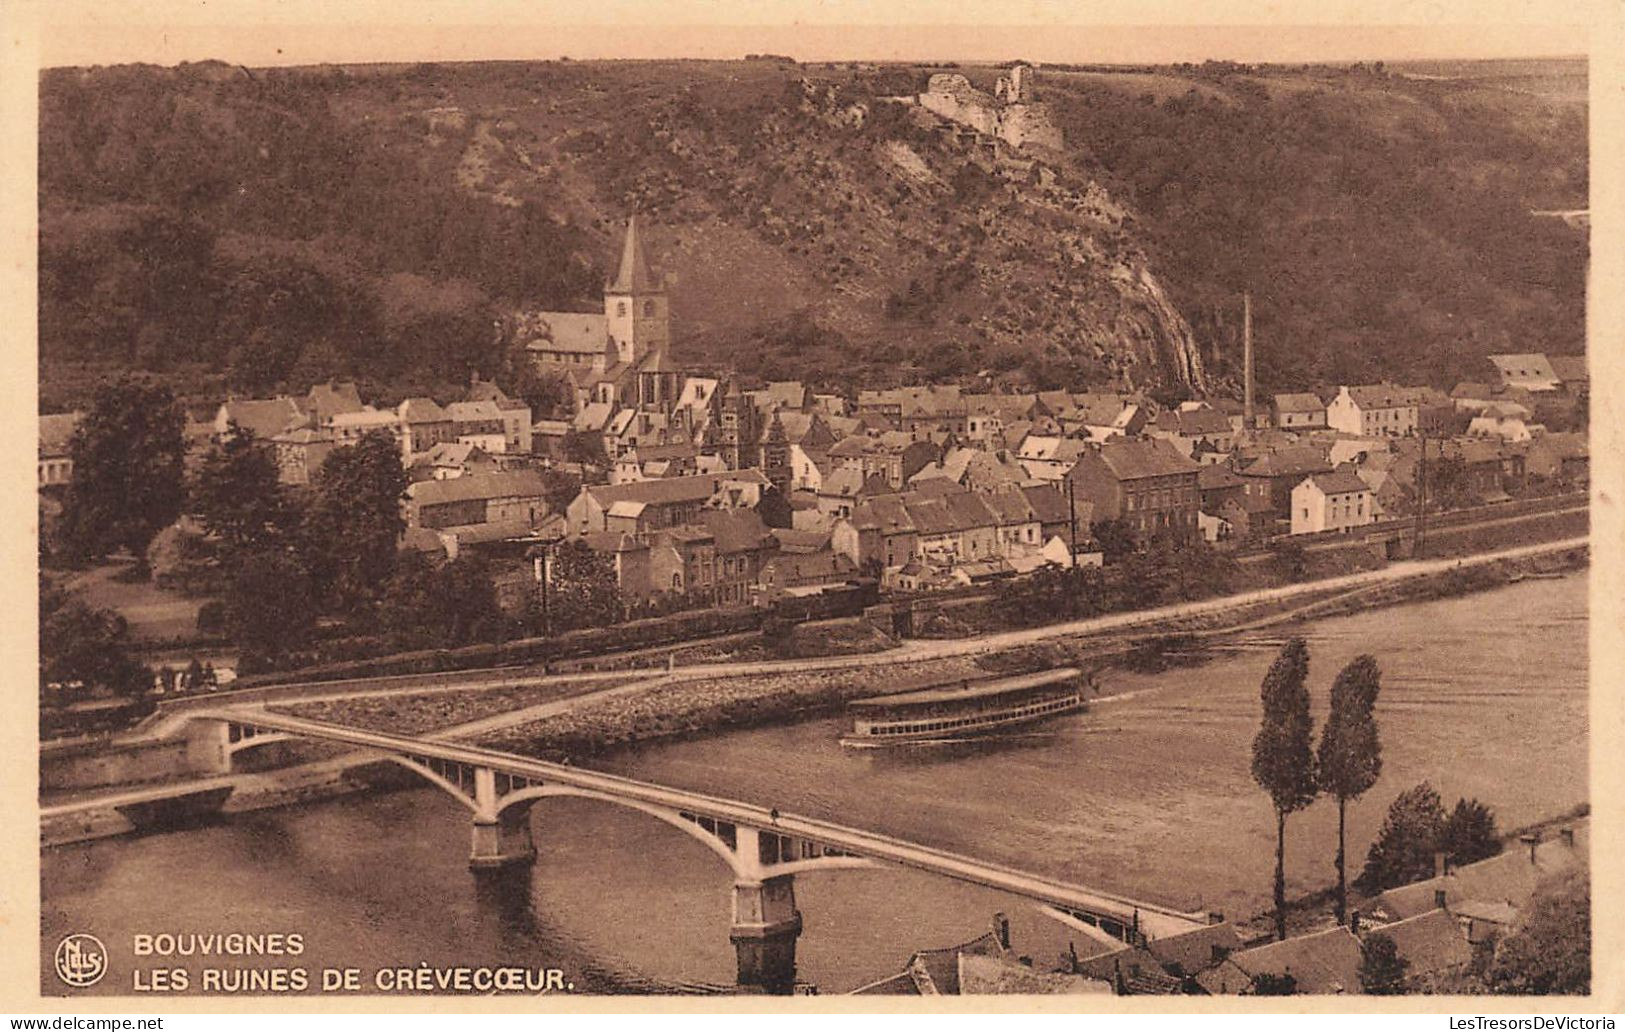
[41,573,1587,995]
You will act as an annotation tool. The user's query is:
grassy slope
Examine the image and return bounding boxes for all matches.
[38,58,1586,407]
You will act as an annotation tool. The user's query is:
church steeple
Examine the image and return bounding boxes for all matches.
[603,215,670,368]
[607,215,661,295]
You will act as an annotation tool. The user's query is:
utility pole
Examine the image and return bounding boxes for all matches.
[1067,477,1080,572]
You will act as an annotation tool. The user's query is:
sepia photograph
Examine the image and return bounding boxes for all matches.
[17,0,1614,1009]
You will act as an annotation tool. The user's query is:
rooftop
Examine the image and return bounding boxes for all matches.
[850,668,1081,709]
[1095,438,1202,481]
[408,469,549,507]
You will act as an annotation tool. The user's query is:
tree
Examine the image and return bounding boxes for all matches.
[539,468,581,517]
[543,539,622,632]
[757,485,793,529]
[1487,866,1589,995]
[1442,799,1502,868]
[562,429,607,467]
[1251,637,1318,941]
[1090,518,1138,564]
[298,430,408,612]
[192,425,287,562]
[1357,782,1448,894]
[39,576,149,703]
[1358,932,1410,994]
[1246,972,1298,996]
[224,549,316,670]
[1268,538,1308,583]
[145,522,219,595]
[1317,654,1383,925]
[378,552,507,649]
[58,377,186,565]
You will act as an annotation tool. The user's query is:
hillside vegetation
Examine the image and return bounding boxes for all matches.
[39,57,1586,411]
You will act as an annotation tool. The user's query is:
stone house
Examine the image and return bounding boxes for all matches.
[1270,392,1327,430]
[398,397,456,456]
[1148,406,1234,459]
[567,471,769,539]
[1064,438,1202,543]
[828,431,939,490]
[464,381,534,454]
[1234,445,1335,520]
[406,470,549,530]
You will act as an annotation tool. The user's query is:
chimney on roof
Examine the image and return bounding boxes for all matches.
[1521,831,1540,864]
[1433,850,1447,880]
[1349,910,1361,936]
[1560,826,1575,848]
[993,912,1011,950]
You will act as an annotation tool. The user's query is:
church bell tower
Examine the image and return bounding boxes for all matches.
[604,215,670,368]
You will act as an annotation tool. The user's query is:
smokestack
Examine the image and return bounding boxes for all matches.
[1242,292,1255,428]
[993,912,1010,950]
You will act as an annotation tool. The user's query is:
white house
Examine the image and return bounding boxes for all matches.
[1325,385,1420,437]
[1290,470,1374,535]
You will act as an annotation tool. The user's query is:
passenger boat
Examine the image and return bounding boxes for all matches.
[840,667,1089,748]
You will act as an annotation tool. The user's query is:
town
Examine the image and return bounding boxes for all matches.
[35,51,1590,1002]
[40,214,1588,659]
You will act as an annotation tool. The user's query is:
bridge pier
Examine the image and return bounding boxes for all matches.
[469,807,536,871]
[730,875,802,993]
[470,769,536,871]
[183,718,233,776]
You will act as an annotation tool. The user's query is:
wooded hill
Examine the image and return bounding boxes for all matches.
[39,57,1586,412]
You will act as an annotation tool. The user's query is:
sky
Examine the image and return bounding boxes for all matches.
[14,0,1598,69]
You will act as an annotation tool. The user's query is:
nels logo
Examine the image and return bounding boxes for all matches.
[54,934,108,988]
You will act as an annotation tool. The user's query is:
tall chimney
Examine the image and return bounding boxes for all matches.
[1433,850,1447,880]
[1242,291,1255,429]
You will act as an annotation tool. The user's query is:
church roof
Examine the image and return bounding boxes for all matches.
[636,348,683,374]
[606,215,662,294]
[524,312,608,354]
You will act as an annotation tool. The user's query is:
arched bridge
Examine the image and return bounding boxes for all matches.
[183,707,1213,989]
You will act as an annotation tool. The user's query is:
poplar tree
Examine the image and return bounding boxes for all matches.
[1317,654,1383,926]
[1251,637,1318,941]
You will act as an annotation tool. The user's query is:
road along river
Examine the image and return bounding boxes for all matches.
[41,573,1586,995]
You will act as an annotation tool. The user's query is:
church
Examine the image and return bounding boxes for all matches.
[519,216,684,416]
[519,217,754,466]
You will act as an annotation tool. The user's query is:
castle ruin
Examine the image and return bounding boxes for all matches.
[917,63,1063,153]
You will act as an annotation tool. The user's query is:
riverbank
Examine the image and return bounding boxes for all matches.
[450,545,1589,763]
